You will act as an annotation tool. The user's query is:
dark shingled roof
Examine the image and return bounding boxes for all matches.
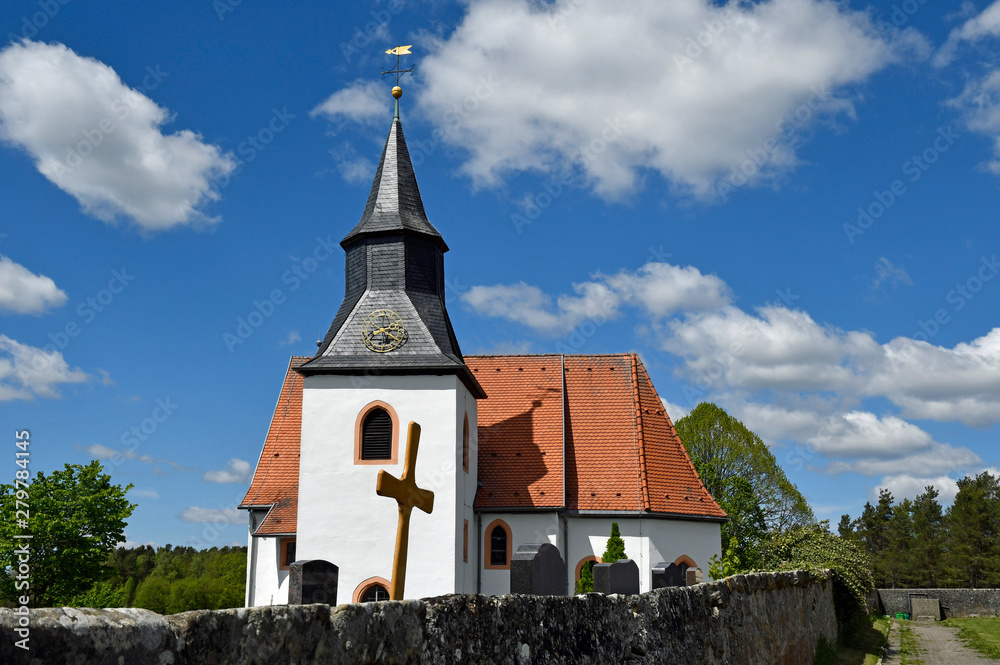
[299,107,484,398]
[340,117,446,250]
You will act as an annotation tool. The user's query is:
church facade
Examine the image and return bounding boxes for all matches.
[239,99,725,606]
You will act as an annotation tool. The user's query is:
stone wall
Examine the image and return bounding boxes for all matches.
[876,588,1000,618]
[0,570,836,665]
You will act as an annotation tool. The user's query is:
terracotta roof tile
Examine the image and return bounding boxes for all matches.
[239,356,308,534]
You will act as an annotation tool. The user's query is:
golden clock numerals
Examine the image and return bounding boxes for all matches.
[362,309,406,352]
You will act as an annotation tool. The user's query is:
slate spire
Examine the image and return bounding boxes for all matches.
[298,93,484,398]
[339,113,446,251]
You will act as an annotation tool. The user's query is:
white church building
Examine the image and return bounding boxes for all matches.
[239,96,725,606]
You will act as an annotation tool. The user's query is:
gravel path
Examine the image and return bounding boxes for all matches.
[882,620,996,664]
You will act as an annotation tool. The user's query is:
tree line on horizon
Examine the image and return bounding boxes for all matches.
[837,472,1000,589]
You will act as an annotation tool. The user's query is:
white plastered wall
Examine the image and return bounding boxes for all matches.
[247,533,289,606]
[564,516,722,592]
[298,374,469,602]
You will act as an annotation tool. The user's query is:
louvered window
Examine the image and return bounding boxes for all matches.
[362,408,392,460]
[490,525,508,566]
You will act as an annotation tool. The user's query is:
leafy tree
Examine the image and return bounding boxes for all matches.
[575,560,595,594]
[602,522,627,563]
[760,521,874,637]
[0,461,135,606]
[675,403,813,534]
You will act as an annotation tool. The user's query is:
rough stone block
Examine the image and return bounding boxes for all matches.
[686,567,704,586]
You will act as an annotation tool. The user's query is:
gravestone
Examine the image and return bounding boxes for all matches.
[652,562,685,589]
[288,559,339,605]
[509,543,566,596]
[911,597,940,621]
[686,567,704,586]
[593,558,639,595]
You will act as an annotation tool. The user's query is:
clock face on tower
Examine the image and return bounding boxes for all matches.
[361,309,407,353]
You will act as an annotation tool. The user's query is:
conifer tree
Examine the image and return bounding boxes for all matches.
[602,522,627,563]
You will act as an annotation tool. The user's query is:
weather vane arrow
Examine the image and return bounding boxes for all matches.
[382,45,415,108]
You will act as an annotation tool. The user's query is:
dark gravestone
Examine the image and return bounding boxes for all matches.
[593,559,640,595]
[652,562,685,589]
[288,559,339,605]
[509,543,566,596]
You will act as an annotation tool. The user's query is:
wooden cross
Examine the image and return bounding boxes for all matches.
[376,421,434,600]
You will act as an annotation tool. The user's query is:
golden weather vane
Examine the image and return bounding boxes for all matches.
[383,45,414,100]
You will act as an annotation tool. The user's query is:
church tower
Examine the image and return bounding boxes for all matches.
[294,87,485,601]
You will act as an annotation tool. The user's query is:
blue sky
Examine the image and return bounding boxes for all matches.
[1,0,998,548]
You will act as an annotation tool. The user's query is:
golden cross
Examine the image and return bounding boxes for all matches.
[376,421,434,600]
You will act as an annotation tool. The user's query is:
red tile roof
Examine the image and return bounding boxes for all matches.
[240,354,725,533]
[468,354,725,519]
[239,356,307,535]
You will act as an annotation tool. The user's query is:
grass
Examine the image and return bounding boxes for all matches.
[942,617,1000,660]
[813,616,889,665]
[896,621,923,665]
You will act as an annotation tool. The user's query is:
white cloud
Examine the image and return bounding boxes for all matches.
[203,458,252,484]
[0,335,87,400]
[0,41,236,231]
[85,443,153,464]
[947,71,1000,174]
[130,488,159,499]
[870,257,913,292]
[311,79,386,127]
[279,330,302,347]
[873,474,960,504]
[0,256,67,314]
[662,400,689,421]
[407,0,902,198]
[664,305,873,393]
[873,330,1000,428]
[463,261,727,334]
[180,506,244,524]
[935,0,1000,67]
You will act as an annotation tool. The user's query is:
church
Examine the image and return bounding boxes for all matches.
[239,86,726,606]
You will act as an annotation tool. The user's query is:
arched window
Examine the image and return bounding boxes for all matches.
[462,413,470,473]
[354,401,399,464]
[352,576,392,603]
[362,408,392,460]
[490,526,507,565]
[483,519,512,569]
[360,584,390,602]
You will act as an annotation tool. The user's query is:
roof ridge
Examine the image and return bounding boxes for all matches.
[630,353,651,511]
[240,356,302,508]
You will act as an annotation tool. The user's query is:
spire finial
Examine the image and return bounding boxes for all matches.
[383,45,414,118]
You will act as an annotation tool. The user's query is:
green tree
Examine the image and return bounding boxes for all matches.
[761,521,874,637]
[675,403,813,534]
[575,560,595,594]
[0,461,136,606]
[602,522,627,563]
[945,471,1000,588]
[855,489,894,587]
[911,486,945,587]
[883,499,915,587]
